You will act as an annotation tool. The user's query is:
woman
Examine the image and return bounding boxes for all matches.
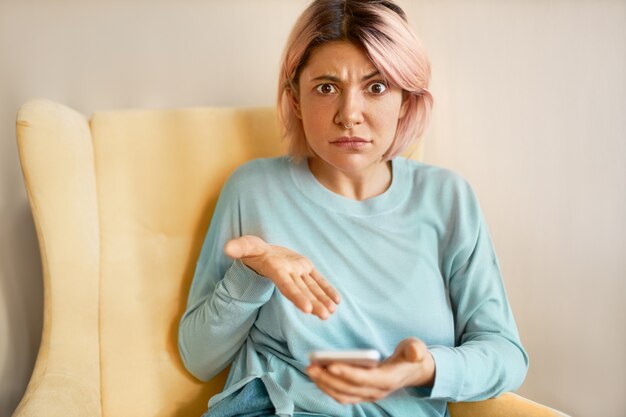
[179,1,529,416]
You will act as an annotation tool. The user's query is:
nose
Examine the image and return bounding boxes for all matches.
[335,89,364,128]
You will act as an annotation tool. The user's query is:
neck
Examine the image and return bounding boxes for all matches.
[307,158,393,201]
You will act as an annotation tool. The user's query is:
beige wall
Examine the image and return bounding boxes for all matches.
[1,1,624,416]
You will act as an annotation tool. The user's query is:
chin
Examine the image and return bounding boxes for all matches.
[320,152,382,173]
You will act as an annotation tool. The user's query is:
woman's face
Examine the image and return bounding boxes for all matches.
[295,41,407,177]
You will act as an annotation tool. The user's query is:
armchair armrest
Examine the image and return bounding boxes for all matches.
[449,392,571,417]
[12,372,100,417]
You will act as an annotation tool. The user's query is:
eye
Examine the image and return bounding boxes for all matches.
[367,82,387,95]
[315,83,338,95]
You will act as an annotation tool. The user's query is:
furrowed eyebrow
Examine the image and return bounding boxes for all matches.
[311,75,341,83]
[361,70,381,81]
[310,70,381,83]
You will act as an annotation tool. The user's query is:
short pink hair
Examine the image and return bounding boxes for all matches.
[277,0,433,160]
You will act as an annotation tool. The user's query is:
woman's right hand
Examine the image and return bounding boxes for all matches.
[224,235,341,320]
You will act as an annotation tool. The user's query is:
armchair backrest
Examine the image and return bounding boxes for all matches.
[92,104,286,417]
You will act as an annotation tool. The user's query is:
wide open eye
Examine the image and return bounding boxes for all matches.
[315,83,338,94]
[366,82,387,95]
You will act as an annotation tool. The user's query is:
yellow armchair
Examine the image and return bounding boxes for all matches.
[13,99,569,417]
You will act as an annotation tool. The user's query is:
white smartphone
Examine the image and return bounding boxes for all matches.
[309,349,382,368]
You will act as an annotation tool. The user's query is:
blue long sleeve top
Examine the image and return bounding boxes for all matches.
[178,156,528,417]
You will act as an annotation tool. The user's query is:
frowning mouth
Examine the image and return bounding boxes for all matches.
[330,136,371,149]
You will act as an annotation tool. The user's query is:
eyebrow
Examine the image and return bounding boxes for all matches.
[310,70,380,83]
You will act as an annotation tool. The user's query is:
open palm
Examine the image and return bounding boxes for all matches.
[224,235,341,319]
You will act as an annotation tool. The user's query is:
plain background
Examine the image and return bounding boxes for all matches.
[1,1,624,416]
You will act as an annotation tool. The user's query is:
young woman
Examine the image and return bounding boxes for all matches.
[179,1,528,416]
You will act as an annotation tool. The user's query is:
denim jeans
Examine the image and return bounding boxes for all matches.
[201,378,330,417]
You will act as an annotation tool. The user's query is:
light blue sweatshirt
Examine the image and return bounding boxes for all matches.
[178,156,528,417]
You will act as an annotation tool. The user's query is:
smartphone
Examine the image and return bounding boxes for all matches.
[309,349,381,368]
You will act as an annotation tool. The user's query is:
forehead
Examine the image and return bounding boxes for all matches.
[301,41,378,79]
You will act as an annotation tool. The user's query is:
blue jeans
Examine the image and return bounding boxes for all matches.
[201,378,330,417]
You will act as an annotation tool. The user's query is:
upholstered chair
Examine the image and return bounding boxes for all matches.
[12,99,569,417]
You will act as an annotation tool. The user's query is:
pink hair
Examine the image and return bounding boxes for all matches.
[277,0,433,161]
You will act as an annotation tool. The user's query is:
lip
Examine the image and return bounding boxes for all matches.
[330,136,371,148]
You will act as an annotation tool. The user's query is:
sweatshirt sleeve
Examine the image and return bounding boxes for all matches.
[177,173,275,382]
[424,179,529,402]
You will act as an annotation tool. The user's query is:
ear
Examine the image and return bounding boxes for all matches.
[287,88,303,119]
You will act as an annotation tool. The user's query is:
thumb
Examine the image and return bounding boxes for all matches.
[400,338,427,363]
[224,235,268,259]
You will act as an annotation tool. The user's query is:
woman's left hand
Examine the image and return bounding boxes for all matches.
[306,338,436,404]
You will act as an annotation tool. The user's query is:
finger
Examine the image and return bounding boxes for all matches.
[223,235,267,259]
[396,337,427,363]
[302,273,337,313]
[325,363,396,392]
[311,364,389,400]
[273,273,313,314]
[407,339,425,362]
[310,269,341,304]
[308,366,374,404]
[314,379,370,404]
[291,273,330,319]
[317,374,387,402]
